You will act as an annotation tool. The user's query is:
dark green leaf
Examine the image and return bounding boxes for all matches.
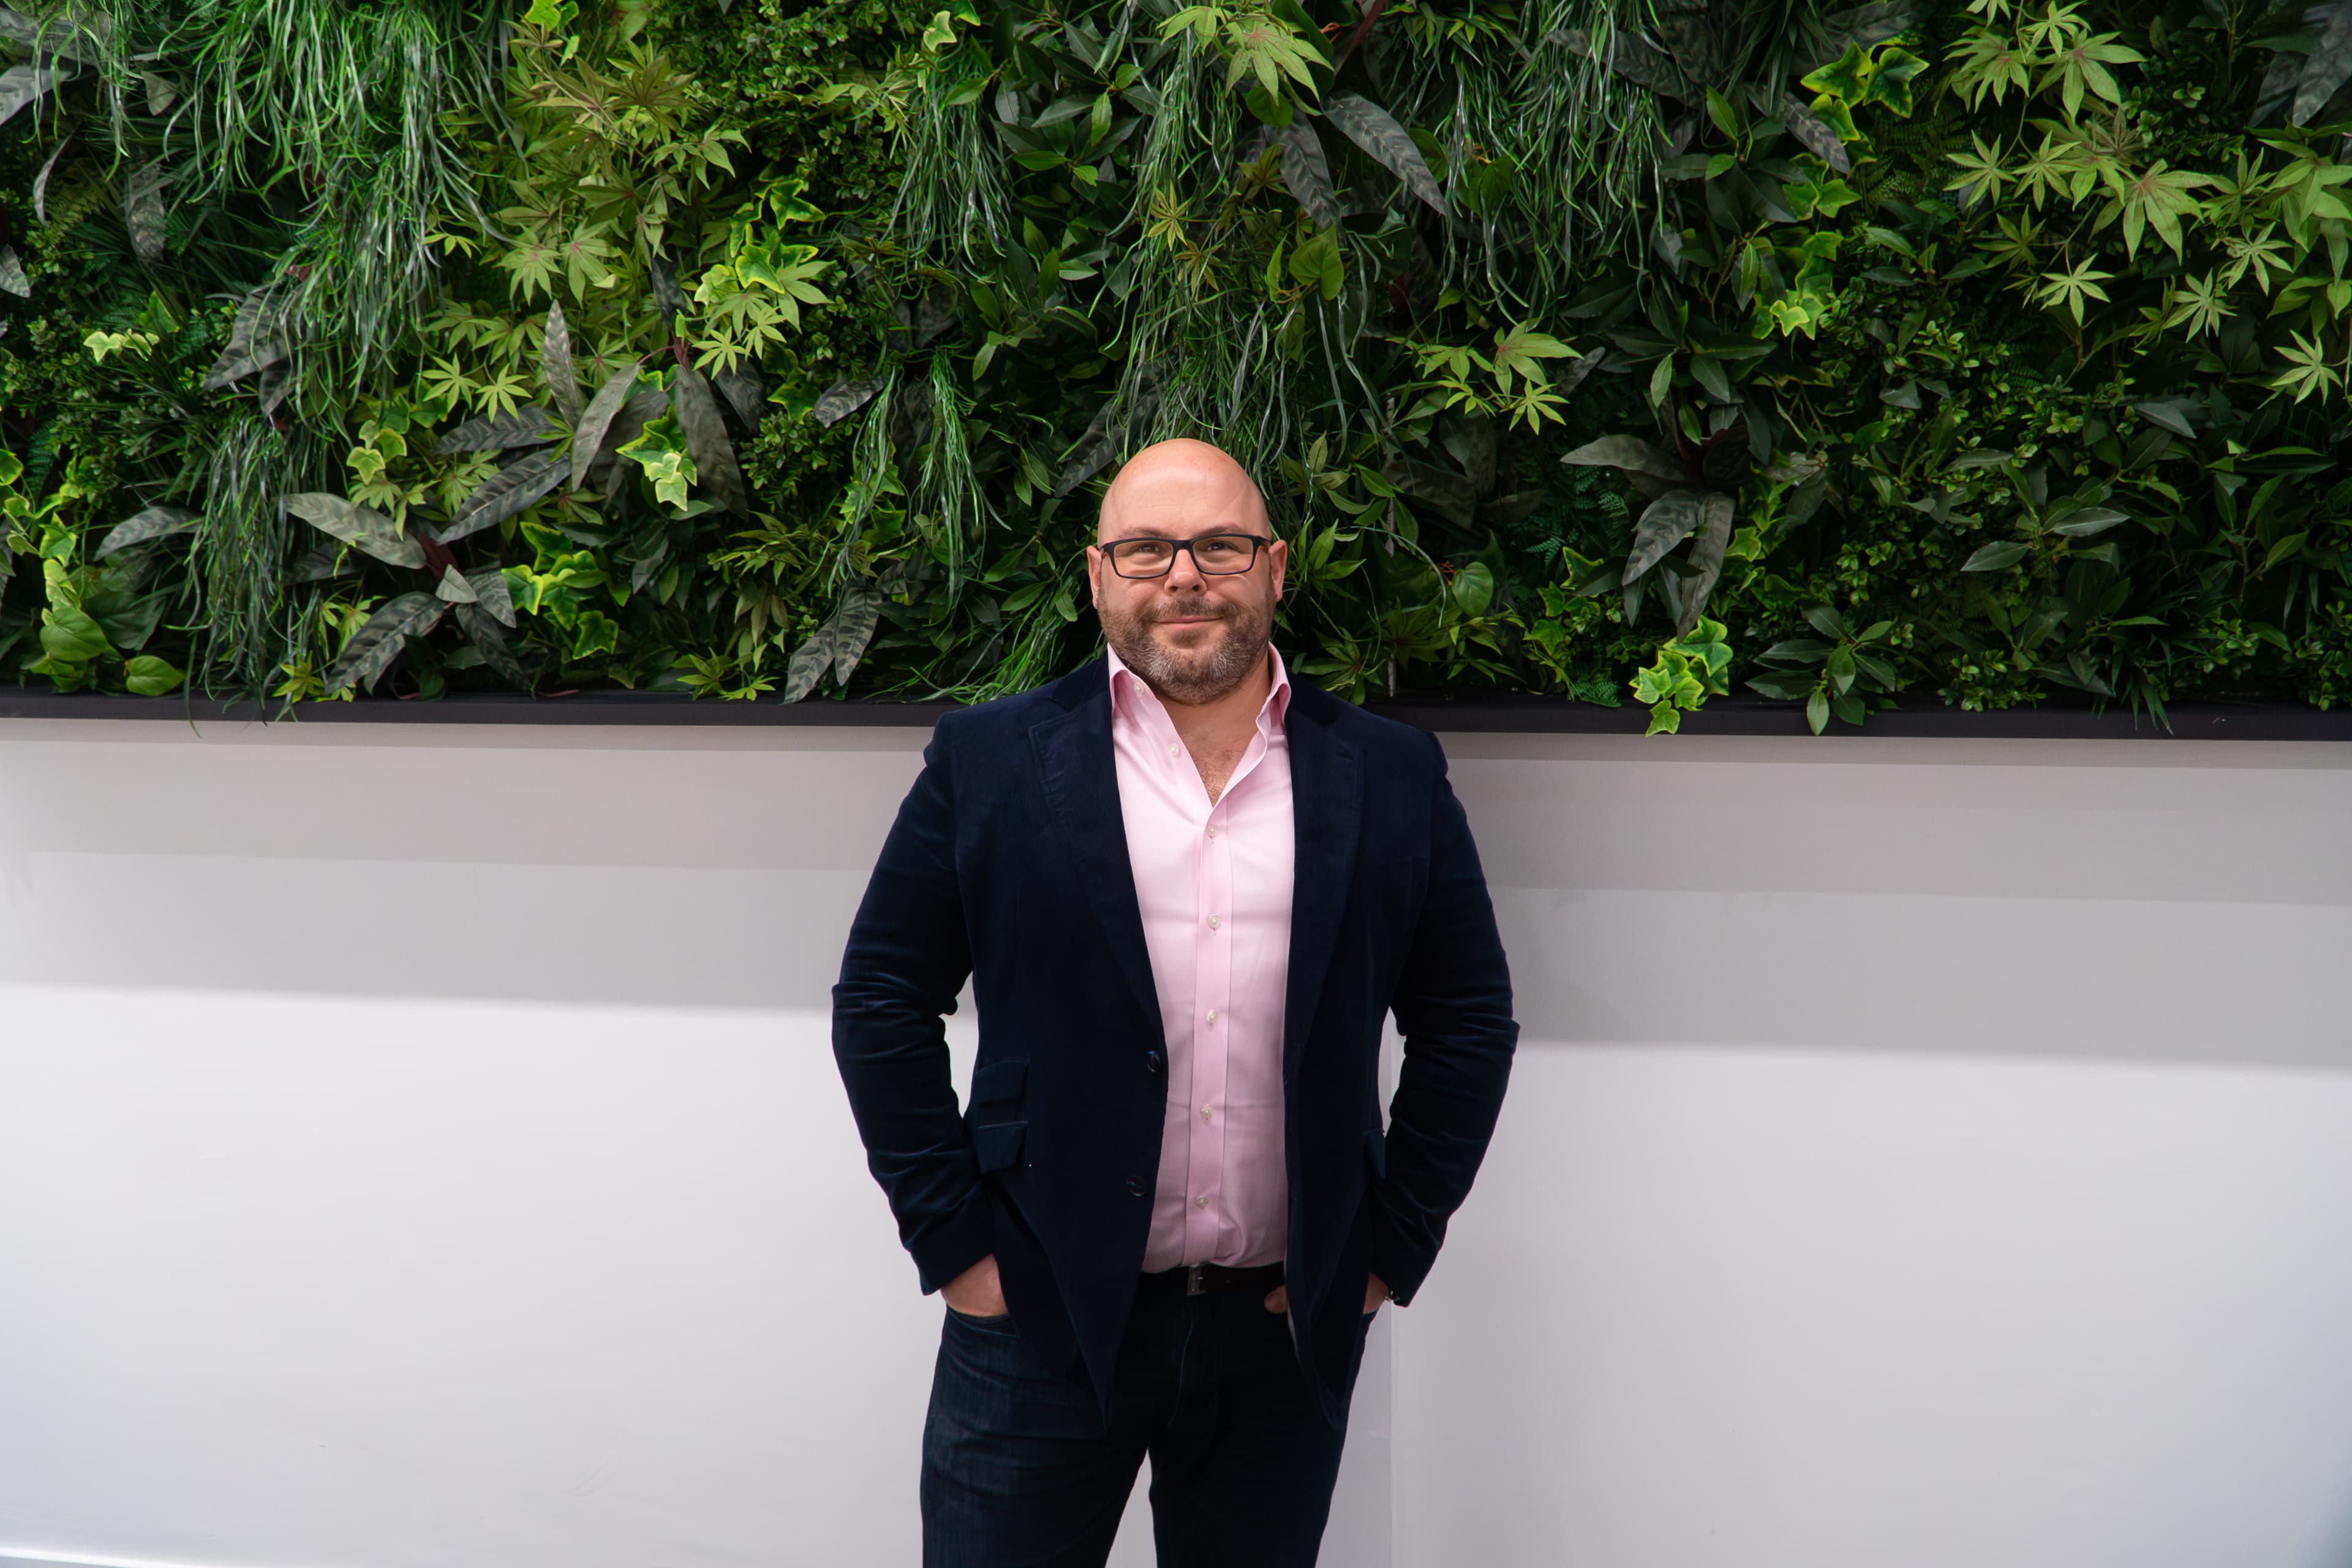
[673,362,751,515]
[455,604,532,687]
[1774,92,1852,175]
[2049,508,2128,537]
[436,405,562,454]
[1274,121,1339,228]
[435,565,478,603]
[39,603,110,663]
[325,593,446,695]
[125,161,167,263]
[1806,688,1830,733]
[284,493,427,570]
[1384,458,1478,528]
[466,562,518,628]
[200,295,290,391]
[542,300,584,425]
[813,372,885,428]
[569,356,646,487]
[1624,489,1704,582]
[443,450,565,543]
[97,505,198,556]
[1747,669,1819,699]
[1322,93,1448,216]
[1961,540,2031,572]
[1674,492,1736,633]
[1562,435,1687,482]
[715,365,767,429]
[2132,399,2198,439]
[2292,0,2352,124]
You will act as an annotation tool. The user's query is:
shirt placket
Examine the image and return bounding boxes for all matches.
[1186,785,1231,1261]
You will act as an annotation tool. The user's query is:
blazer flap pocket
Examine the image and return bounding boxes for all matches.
[971,1058,1028,1105]
[1364,1126,1387,1178]
[974,1120,1027,1173]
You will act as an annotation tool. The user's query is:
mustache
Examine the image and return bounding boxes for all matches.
[1141,600,1234,624]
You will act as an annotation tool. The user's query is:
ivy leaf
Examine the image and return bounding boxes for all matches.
[284,493,428,570]
[324,592,447,695]
[435,405,562,454]
[97,505,200,557]
[1321,93,1448,216]
[443,450,565,541]
[541,300,584,425]
[1624,489,1706,582]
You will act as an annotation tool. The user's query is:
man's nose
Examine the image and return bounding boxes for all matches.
[1163,546,1208,589]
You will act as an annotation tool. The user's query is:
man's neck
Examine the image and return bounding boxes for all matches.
[1139,648,1275,804]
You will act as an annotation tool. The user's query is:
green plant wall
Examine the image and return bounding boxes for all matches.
[2,0,2350,730]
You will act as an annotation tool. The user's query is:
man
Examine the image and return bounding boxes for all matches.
[833,437,1517,1566]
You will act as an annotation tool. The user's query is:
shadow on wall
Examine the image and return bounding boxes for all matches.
[1,722,2348,1072]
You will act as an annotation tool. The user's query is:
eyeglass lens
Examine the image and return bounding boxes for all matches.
[1109,535,1259,576]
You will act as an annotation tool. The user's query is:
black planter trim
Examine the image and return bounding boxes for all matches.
[1,685,2348,740]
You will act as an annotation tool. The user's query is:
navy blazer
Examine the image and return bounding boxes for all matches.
[832,657,1517,1420]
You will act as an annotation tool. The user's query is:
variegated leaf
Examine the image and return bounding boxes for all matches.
[442,450,564,543]
[96,505,198,556]
[435,404,561,454]
[126,160,167,263]
[541,300,583,425]
[435,565,478,604]
[568,356,644,488]
[284,492,426,570]
[323,592,446,695]
[714,364,766,428]
[1562,434,1688,483]
[32,135,68,221]
[1623,489,1705,583]
[455,603,532,687]
[0,245,25,298]
[813,372,884,428]
[200,295,290,390]
[1274,119,1340,228]
[2293,0,2352,125]
[1674,492,1736,635]
[1322,93,1447,217]
[673,363,750,515]
[0,6,107,62]
[1383,458,1477,528]
[0,64,65,129]
[1776,93,1851,175]
[830,580,882,686]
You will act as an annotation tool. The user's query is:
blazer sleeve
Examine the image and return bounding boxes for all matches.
[831,716,994,1294]
[1371,729,1518,1305]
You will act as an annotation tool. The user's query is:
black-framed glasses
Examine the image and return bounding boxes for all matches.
[1099,533,1272,579]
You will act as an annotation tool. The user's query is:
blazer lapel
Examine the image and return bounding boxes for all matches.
[1282,693,1363,1081]
[1030,666,1164,1041]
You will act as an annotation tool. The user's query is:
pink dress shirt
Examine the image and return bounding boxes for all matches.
[1107,644,1295,1272]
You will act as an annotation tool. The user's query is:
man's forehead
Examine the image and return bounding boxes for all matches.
[1097,458,1264,538]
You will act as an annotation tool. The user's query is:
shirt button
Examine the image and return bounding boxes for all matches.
[1194,1196,1209,1208]
[1205,826,1216,838]
[1205,1009,1218,1025]
[1207,914,1220,930]
[1167,744,1181,757]
[1200,1106,1213,1121]
[1128,1177,1147,1197]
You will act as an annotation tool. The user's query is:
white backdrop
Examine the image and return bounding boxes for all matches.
[1,717,2349,1568]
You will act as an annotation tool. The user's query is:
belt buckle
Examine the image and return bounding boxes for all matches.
[1186,1264,1207,1297]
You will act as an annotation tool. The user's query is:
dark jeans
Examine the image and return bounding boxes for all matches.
[920,1287,1370,1567]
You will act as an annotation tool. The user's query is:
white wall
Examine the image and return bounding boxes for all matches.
[1,719,2347,1568]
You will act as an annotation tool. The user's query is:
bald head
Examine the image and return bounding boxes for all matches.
[1096,438,1267,541]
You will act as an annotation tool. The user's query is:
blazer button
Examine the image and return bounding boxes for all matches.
[1144,1050,1164,1073]
[1126,1177,1146,1197]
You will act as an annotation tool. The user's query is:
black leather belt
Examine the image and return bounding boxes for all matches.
[1140,1262,1286,1298]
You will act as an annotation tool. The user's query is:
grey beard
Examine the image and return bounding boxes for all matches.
[1102,597,1273,706]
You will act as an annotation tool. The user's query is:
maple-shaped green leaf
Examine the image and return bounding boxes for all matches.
[1801,42,1872,101]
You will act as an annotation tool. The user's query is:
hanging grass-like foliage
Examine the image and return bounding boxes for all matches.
[3,0,2352,728]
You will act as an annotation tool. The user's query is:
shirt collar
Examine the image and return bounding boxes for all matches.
[1106,641,1291,732]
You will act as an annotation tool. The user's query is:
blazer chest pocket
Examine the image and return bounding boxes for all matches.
[974,1120,1027,1172]
[971,1057,1028,1106]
